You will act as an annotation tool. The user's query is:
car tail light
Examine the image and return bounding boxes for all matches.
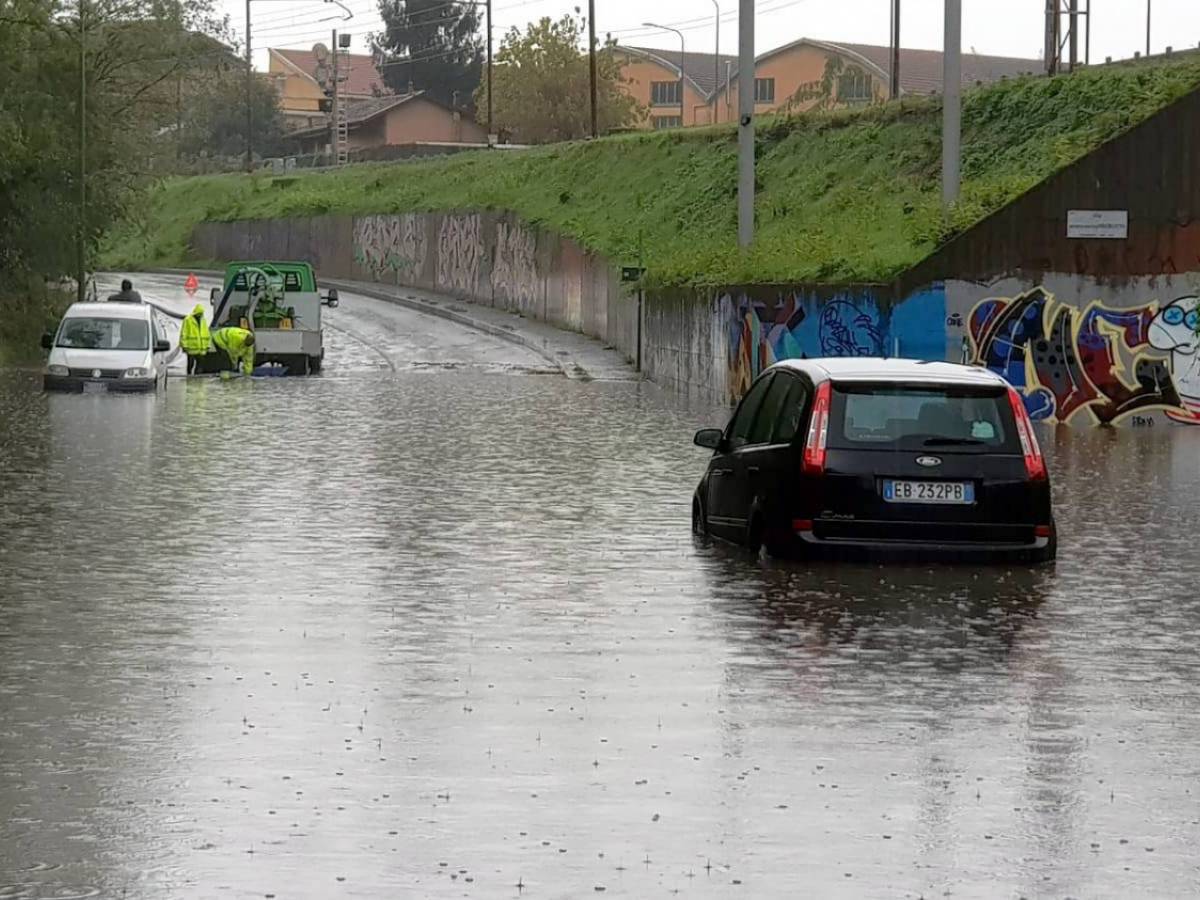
[1034,524,1052,538]
[792,518,814,533]
[802,381,833,474]
[1006,387,1047,481]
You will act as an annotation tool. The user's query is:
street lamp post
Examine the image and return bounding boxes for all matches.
[643,22,685,127]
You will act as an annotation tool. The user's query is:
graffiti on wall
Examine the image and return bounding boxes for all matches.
[437,214,483,295]
[353,214,427,279]
[723,287,946,402]
[968,288,1200,425]
[491,222,539,311]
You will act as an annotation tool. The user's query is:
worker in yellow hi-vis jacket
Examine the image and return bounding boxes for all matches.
[210,327,256,375]
[179,304,211,374]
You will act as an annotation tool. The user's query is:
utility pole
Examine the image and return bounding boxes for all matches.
[725,59,732,120]
[487,0,494,144]
[711,0,719,123]
[1068,0,1078,70]
[245,0,253,171]
[77,0,86,304]
[942,0,961,212]
[889,0,900,100]
[331,29,340,165]
[1044,0,1057,75]
[1146,0,1151,58]
[737,0,754,246]
[588,0,597,137]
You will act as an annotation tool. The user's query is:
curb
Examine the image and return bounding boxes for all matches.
[140,268,588,380]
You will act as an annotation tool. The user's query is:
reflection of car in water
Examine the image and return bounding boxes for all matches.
[199,261,339,376]
[692,358,1056,563]
[42,302,171,393]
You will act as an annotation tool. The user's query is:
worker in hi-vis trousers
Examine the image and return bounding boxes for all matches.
[210,327,256,375]
[179,304,211,374]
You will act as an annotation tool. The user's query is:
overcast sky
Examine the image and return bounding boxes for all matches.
[229,0,1196,72]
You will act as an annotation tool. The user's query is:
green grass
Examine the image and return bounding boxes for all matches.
[101,56,1200,287]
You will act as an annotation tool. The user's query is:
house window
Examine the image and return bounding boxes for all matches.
[652,115,683,130]
[650,81,682,106]
[754,78,775,103]
[837,69,874,104]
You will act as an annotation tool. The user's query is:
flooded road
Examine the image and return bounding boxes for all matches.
[3,277,1200,898]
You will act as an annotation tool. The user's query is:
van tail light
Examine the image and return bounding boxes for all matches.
[803,381,833,475]
[1006,387,1047,481]
[1034,525,1052,538]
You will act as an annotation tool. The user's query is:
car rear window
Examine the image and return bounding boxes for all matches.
[57,317,149,351]
[830,384,1016,451]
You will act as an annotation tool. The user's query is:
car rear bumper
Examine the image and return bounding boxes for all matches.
[795,518,1054,562]
[44,374,157,393]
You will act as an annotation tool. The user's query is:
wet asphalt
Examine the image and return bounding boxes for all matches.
[2,275,1200,898]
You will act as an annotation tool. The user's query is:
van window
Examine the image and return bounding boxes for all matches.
[773,380,809,444]
[749,374,794,445]
[728,375,774,449]
[57,318,149,351]
[831,385,1014,451]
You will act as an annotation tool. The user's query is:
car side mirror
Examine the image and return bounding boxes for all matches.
[154,339,170,352]
[694,428,724,451]
[322,288,339,308]
[41,332,53,350]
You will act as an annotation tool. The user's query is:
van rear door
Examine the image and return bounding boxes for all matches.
[816,381,1041,539]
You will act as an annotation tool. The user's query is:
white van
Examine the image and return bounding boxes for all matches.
[43,302,172,393]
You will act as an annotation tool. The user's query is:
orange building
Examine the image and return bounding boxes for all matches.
[267,47,391,131]
[613,39,1040,129]
[288,93,488,156]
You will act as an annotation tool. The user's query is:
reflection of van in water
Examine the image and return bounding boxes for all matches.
[42,302,171,393]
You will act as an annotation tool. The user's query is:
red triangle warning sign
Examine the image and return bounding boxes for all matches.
[184,272,199,294]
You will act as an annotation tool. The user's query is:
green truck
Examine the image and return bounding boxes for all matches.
[204,261,339,375]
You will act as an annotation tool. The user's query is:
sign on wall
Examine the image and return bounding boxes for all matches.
[1067,210,1129,239]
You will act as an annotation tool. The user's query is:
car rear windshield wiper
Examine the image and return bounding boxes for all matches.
[923,437,986,446]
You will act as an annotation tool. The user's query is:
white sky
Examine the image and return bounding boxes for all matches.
[226,0,1197,72]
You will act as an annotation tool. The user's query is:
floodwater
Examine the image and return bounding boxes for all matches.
[2,276,1200,899]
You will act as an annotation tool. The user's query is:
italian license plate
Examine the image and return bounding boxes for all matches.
[883,480,974,504]
[82,381,106,394]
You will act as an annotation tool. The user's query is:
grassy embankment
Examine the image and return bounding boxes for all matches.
[102,57,1200,288]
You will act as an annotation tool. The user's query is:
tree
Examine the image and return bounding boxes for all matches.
[0,0,230,292]
[374,0,482,108]
[476,16,641,144]
[179,64,285,161]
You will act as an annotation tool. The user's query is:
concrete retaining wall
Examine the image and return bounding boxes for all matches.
[193,217,1200,427]
[193,212,639,368]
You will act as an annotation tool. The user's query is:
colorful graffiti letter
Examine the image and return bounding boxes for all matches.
[968,288,1184,425]
[1148,296,1200,423]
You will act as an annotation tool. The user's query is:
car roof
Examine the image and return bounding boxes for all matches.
[64,301,150,320]
[770,357,1008,388]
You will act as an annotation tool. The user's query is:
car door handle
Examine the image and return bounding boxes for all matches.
[747,466,761,476]
[712,469,732,476]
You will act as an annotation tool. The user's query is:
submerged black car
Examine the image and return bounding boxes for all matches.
[692,358,1055,563]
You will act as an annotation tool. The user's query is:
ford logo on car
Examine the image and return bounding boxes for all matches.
[916,455,942,468]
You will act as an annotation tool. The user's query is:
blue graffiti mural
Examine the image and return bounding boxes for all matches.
[725,285,947,400]
[819,300,884,356]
